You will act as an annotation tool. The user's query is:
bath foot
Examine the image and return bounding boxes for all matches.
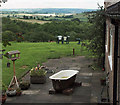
[74,81,82,87]
[62,88,74,95]
[49,89,56,94]
[101,98,107,102]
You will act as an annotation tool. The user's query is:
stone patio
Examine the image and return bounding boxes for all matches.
[6,56,105,104]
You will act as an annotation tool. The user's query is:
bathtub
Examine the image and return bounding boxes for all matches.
[49,70,79,92]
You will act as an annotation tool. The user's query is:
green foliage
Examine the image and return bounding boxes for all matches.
[23,15,29,19]
[16,88,21,92]
[2,17,92,43]
[19,81,30,89]
[2,82,7,92]
[86,7,105,60]
[30,68,46,76]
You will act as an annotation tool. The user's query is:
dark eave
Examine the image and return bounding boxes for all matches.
[105,1,120,19]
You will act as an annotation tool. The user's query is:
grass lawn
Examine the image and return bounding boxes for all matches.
[2,42,92,86]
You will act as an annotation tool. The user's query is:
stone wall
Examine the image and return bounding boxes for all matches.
[105,18,120,103]
[105,18,115,102]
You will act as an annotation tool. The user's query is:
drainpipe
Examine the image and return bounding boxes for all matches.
[113,22,118,105]
[103,22,106,70]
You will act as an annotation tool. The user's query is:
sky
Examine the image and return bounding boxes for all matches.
[1,0,104,9]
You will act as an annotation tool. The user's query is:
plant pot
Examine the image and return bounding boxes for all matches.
[100,79,106,86]
[16,91,22,96]
[30,75,46,84]
[0,94,7,104]
[6,90,16,97]
[19,82,30,90]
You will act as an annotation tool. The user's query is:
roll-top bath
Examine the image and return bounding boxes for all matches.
[49,70,79,92]
[49,70,79,80]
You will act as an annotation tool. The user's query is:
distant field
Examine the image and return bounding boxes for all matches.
[73,13,88,21]
[2,42,92,85]
[11,18,51,24]
[3,13,88,24]
[2,13,73,17]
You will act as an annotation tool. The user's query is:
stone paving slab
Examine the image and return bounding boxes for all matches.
[6,56,105,104]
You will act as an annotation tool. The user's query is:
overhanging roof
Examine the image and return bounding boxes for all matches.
[105,1,120,19]
[106,1,120,15]
[105,0,120,7]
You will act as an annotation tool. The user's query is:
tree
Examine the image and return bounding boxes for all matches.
[23,15,29,19]
[2,31,15,47]
[87,6,106,65]
[66,31,77,41]
[31,31,50,42]
[30,16,33,19]
[7,15,10,18]
[2,31,15,41]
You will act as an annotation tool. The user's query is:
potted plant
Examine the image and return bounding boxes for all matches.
[16,88,22,96]
[19,81,30,90]
[1,91,7,104]
[100,77,106,86]
[30,66,47,84]
[6,88,16,97]
[0,83,7,104]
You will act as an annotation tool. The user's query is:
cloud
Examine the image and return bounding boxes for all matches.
[1,0,104,9]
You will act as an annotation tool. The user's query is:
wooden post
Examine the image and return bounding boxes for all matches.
[13,60,15,76]
[73,48,75,56]
[8,60,19,88]
[7,50,20,88]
